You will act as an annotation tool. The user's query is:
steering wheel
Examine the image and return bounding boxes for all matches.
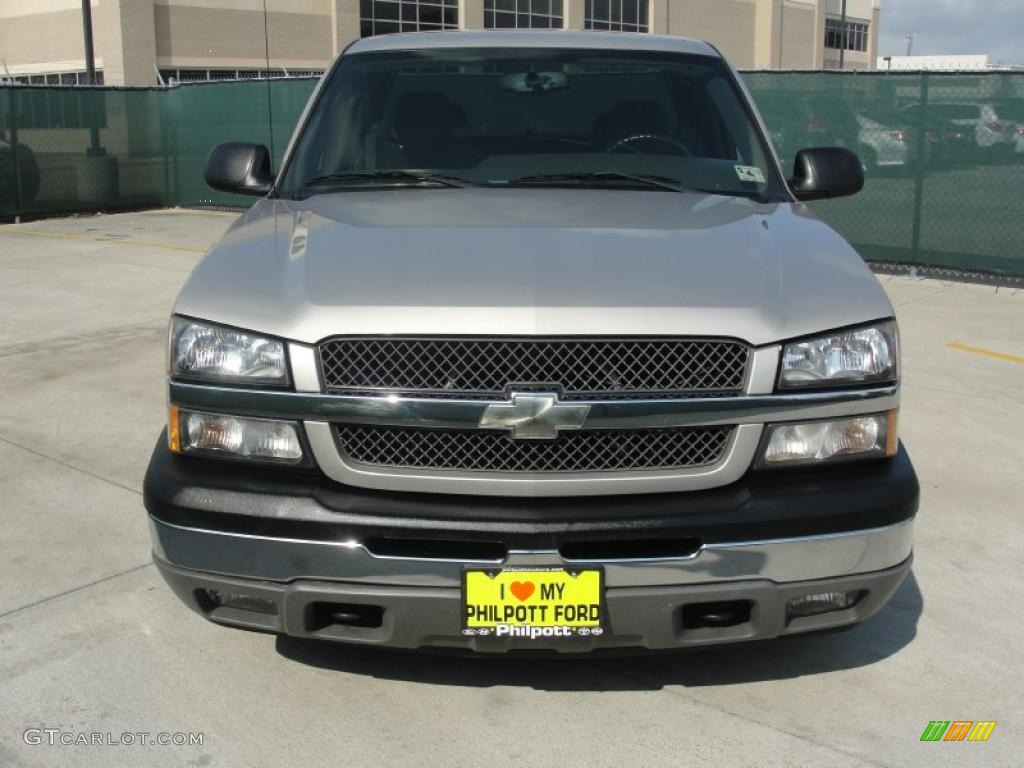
[606,134,693,156]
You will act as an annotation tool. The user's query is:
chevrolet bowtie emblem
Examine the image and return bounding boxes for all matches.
[479,393,590,440]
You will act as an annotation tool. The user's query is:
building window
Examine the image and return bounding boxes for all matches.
[825,18,869,52]
[485,0,564,29]
[360,0,458,37]
[585,0,648,32]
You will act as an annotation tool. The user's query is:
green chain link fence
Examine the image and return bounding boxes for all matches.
[0,78,317,215]
[2,72,1023,278]
[745,71,1024,278]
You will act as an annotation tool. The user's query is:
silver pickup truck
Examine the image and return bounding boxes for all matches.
[145,31,917,652]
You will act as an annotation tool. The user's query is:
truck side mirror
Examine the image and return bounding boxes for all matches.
[204,142,274,196]
[789,147,864,201]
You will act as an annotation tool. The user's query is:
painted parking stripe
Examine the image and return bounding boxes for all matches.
[947,342,1024,365]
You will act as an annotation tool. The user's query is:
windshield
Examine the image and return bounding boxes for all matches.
[279,47,784,200]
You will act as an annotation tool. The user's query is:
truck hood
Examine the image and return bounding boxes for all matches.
[175,189,893,347]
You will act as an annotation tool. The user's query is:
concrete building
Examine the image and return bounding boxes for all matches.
[0,0,881,87]
[823,0,878,71]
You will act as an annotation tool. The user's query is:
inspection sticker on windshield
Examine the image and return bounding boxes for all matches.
[735,165,766,183]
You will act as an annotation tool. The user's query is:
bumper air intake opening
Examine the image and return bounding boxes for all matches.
[309,602,385,632]
[681,600,753,629]
[560,537,702,561]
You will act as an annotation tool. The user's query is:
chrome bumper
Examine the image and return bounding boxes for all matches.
[150,516,914,589]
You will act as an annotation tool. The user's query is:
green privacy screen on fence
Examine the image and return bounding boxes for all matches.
[2,72,1023,277]
[0,79,318,214]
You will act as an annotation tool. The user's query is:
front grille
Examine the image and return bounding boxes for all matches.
[336,424,733,473]
[319,338,749,399]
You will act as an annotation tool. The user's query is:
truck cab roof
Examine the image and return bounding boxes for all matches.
[345,29,720,58]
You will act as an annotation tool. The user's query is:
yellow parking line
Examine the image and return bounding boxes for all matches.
[157,208,239,218]
[947,342,1024,365]
[2,227,206,254]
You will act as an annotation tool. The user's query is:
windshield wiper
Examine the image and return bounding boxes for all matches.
[505,171,689,193]
[301,170,472,191]
[504,171,776,202]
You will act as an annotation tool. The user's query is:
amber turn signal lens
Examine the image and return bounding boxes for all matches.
[885,409,899,457]
[168,405,181,453]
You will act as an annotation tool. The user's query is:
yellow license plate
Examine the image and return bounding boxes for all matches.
[462,568,603,640]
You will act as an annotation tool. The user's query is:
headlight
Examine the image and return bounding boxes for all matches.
[779,321,898,389]
[169,407,306,464]
[760,412,897,467]
[170,317,288,386]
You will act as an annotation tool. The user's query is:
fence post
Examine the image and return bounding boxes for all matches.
[165,86,181,205]
[7,87,26,219]
[160,89,171,205]
[909,72,929,266]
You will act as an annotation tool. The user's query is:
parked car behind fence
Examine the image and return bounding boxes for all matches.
[899,102,1016,163]
[0,138,41,205]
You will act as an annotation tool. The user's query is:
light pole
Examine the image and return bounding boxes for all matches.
[838,0,847,70]
[81,0,102,156]
[81,0,96,85]
[79,0,116,207]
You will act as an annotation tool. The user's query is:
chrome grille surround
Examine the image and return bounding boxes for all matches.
[318,337,750,400]
[336,424,733,473]
[171,351,905,497]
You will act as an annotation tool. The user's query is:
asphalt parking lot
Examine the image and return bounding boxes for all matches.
[0,209,1021,767]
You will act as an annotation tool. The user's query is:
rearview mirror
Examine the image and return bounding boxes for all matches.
[204,142,273,196]
[500,71,568,93]
[789,147,864,201]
